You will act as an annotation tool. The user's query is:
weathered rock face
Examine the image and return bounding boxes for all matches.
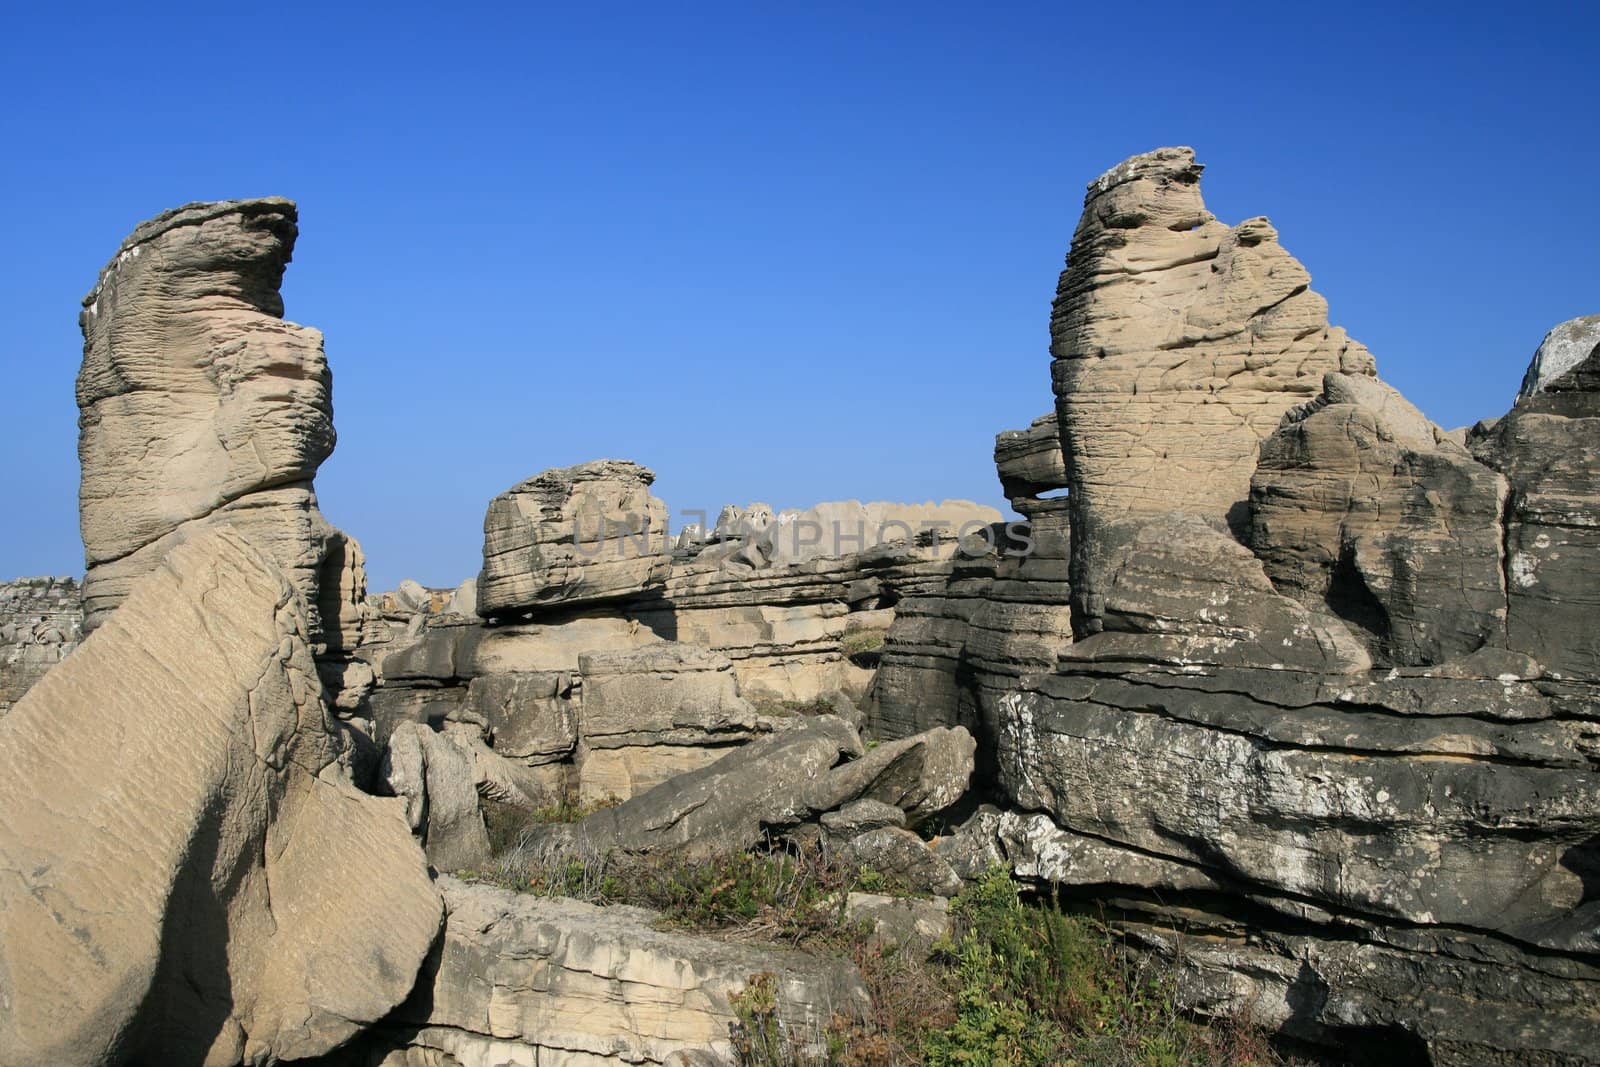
[984,661,1600,1063]
[1049,147,1375,635]
[712,499,1003,568]
[994,412,1067,506]
[527,716,974,861]
[1251,373,1509,666]
[76,198,365,648]
[344,877,868,1066]
[0,528,440,1066]
[381,721,493,872]
[1520,314,1600,397]
[0,577,82,714]
[478,459,670,618]
[1472,337,1600,679]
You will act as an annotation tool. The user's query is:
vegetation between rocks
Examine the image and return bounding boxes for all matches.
[480,823,1283,1066]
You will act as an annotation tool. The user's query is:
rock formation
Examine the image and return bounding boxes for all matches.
[343,877,868,1066]
[478,459,670,618]
[0,577,81,714]
[526,715,973,867]
[1251,373,1508,665]
[76,198,367,649]
[0,528,440,1066]
[1471,334,1600,678]
[1048,147,1375,637]
[6,161,1595,1067]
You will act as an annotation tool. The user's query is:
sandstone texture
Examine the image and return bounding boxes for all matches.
[1252,373,1508,665]
[76,199,366,648]
[1472,337,1600,679]
[0,577,82,714]
[343,877,869,1066]
[1049,147,1375,634]
[526,716,974,861]
[478,460,670,618]
[0,528,440,1066]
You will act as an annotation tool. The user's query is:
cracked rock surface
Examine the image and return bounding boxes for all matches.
[0,528,441,1066]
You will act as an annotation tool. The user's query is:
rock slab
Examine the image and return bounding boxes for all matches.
[0,528,441,1066]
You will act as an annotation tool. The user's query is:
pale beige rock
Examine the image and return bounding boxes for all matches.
[0,528,440,1066]
[381,721,492,871]
[478,460,670,617]
[576,743,738,806]
[1050,148,1375,631]
[76,199,365,647]
[578,644,761,748]
[355,877,868,1065]
[737,500,1002,566]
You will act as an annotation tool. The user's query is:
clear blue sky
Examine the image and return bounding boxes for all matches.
[3,1,1594,591]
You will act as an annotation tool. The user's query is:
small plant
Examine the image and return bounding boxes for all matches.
[841,630,886,664]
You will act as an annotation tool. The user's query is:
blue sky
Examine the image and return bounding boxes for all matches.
[3,1,1595,591]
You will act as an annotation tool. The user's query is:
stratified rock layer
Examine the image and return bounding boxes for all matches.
[0,577,81,714]
[349,877,868,1065]
[1049,147,1375,634]
[1473,337,1600,678]
[76,199,364,646]
[1252,373,1509,665]
[478,459,670,618]
[0,528,440,1066]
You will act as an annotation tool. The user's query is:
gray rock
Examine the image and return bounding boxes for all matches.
[845,892,951,953]
[838,827,962,897]
[1519,313,1600,397]
[381,722,491,872]
[819,798,906,839]
[1472,336,1600,679]
[1251,373,1509,666]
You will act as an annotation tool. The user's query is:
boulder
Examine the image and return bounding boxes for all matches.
[76,198,366,647]
[1519,314,1600,397]
[478,459,670,618]
[1251,373,1509,665]
[819,798,906,839]
[838,827,962,897]
[527,718,974,860]
[1060,513,1370,672]
[346,877,868,1065]
[1049,147,1375,635]
[528,715,865,859]
[0,528,440,1065]
[381,721,492,872]
[994,412,1068,506]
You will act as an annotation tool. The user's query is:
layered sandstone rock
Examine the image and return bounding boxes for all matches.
[1049,147,1375,634]
[982,660,1600,1063]
[1251,373,1509,665]
[76,198,365,647]
[0,528,440,1066]
[478,459,670,618]
[527,716,974,861]
[1472,334,1600,678]
[0,577,82,714]
[346,877,868,1066]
